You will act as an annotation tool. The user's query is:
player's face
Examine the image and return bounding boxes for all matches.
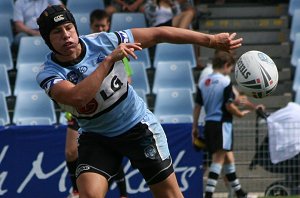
[90,18,110,33]
[49,23,80,56]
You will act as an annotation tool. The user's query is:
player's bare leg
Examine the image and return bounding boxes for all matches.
[77,173,108,198]
[149,173,184,198]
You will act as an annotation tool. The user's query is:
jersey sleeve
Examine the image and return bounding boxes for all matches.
[113,29,134,45]
[223,82,235,104]
[36,68,64,97]
[195,87,203,106]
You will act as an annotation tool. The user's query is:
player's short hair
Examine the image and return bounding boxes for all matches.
[212,50,235,69]
[37,5,78,52]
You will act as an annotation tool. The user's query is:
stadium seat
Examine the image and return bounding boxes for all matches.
[0,0,14,18]
[13,91,57,125]
[290,9,300,42]
[0,93,10,126]
[134,89,148,107]
[152,61,196,94]
[130,62,150,94]
[157,115,193,124]
[0,37,13,70]
[293,60,300,91]
[73,13,91,35]
[0,14,14,44]
[67,0,104,14]
[14,63,44,96]
[291,33,300,67]
[289,0,300,16]
[59,112,67,125]
[153,43,197,68]
[130,49,151,69]
[294,88,300,104]
[110,12,147,32]
[16,36,50,69]
[154,89,194,118]
[0,64,11,97]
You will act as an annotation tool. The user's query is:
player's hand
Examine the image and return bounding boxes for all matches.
[191,127,199,144]
[241,110,250,117]
[209,32,243,51]
[110,43,142,63]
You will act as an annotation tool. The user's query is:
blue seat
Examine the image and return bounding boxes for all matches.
[0,14,14,44]
[291,33,300,67]
[0,93,10,126]
[0,64,11,97]
[294,88,300,104]
[157,115,193,124]
[0,0,14,18]
[16,36,49,69]
[67,0,104,14]
[73,13,90,35]
[130,48,151,69]
[0,37,13,70]
[293,60,300,91]
[110,12,147,32]
[13,91,57,125]
[14,63,44,96]
[134,89,148,107]
[289,0,300,16]
[59,112,67,125]
[130,62,150,94]
[290,9,300,42]
[154,88,194,118]
[152,61,195,94]
[153,43,197,68]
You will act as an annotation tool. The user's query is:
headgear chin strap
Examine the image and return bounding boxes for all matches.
[37,5,79,53]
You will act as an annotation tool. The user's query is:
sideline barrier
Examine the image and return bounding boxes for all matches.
[0,124,203,198]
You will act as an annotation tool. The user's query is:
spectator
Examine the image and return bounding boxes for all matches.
[105,0,145,16]
[36,5,242,198]
[192,50,250,198]
[90,9,111,33]
[144,0,195,29]
[12,0,62,53]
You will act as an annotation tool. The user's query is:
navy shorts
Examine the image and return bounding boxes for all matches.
[76,117,174,185]
[204,121,234,154]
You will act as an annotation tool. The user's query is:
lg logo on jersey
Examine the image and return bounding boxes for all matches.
[100,76,123,100]
[54,14,64,22]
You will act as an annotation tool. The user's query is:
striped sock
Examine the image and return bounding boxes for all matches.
[205,163,222,198]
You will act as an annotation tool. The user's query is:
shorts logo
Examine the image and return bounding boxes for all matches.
[144,145,157,160]
[54,14,64,22]
[76,165,90,177]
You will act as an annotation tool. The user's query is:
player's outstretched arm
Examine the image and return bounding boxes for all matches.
[50,43,142,108]
[131,26,243,51]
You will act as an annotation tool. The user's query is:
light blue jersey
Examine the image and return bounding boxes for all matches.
[197,72,234,122]
[36,30,147,137]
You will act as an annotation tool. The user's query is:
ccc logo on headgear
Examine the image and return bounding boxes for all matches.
[54,14,64,22]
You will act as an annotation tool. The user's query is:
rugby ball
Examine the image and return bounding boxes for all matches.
[235,50,278,98]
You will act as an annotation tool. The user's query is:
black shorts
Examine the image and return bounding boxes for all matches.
[76,122,174,185]
[204,121,233,154]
